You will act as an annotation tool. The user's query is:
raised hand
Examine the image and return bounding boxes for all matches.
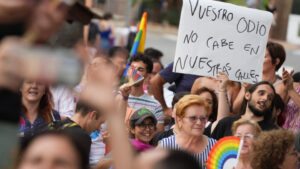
[119,83,132,99]
[282,67,294,91]
[216,72,229,92]
[79,57,119,114]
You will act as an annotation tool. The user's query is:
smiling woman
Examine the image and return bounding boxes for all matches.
[231,119,261,169]
[19,80,60,137]
[159,95,217,169]
[129,108,157,152]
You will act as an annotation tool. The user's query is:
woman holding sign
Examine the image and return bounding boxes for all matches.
[159,95,216,168]
[231,119,262,169]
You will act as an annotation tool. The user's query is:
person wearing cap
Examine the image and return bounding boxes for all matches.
[126,53,164,131]
[129,108,157,152]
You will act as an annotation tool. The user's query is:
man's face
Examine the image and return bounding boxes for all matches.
[246,84,275,117]
[86,112,104,134]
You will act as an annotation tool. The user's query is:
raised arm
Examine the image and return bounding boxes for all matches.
[210,72,230,133]
[80,61,134,169]
[232,83,250,114]
[283,68,300,108]
[150,74,172,117]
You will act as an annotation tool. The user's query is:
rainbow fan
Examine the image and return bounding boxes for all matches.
[127,65,144,86]
[206,136,242,169]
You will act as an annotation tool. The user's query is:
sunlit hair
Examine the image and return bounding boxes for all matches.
[175,94,210,119]
[193,87,218,122]
[21,85,54,123]
[231,119,262,136]
[251,129,295,169]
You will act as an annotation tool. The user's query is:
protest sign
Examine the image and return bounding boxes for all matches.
[173,0,273,83]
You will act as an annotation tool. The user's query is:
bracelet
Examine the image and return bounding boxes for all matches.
[122,95,129,101]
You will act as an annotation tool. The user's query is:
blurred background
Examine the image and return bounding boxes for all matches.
[91,0,300,73]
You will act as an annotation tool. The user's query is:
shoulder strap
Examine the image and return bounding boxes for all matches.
[48,120,79,130]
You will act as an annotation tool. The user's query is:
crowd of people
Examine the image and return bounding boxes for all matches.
[0,1,300,169]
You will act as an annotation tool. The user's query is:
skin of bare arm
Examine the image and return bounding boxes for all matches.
[210,72,231,133]
[232,83,251,114]
[191,77,240,110]
[150,74,172,118]
[79,63,134,169]
[190,78,202,94]
[282,68,300,108]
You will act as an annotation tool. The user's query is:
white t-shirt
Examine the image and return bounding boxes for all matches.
[51,86,75,118]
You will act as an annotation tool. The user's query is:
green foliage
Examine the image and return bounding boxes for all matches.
[226,0,246,6]
[222,0,270,9]
[132,0,155,7]
[165,7,181,26]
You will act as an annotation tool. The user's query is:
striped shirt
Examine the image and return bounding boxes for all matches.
[128,93,164,124]
[160,135,216,169]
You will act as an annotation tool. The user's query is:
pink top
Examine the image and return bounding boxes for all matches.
[130,139,153,152]
[283,86,300,132]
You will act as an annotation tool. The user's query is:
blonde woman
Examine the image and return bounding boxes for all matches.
[232,119,262,169]
[159,95,216,168]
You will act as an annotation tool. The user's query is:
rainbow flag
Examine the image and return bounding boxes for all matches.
[206,136,243,169]
[123,12,148,76]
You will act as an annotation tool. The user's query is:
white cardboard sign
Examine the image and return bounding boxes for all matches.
[173,0,273,84]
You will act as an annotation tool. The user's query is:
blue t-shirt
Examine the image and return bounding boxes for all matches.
[159,62,200,93]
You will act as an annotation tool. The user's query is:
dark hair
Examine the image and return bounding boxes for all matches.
[194,87,218,122]
[296,130,300,153]
[21,85,54,123]
[151,58,164,70]
[17,130,89,169]
[108,46,129,60]
[241,81,276,121]
[171,92,190,108]
[129,53,153,73]
[75,102,99,119]
[154,150,202,169]
[144,48,163,60]
[273,94,285,126]
[103,12,113,20]
[88,22,99,43]
[293,72,300,82]
[267,41,286,71]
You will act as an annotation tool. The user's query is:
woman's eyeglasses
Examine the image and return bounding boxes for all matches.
[137,123,155,130]
[234,134,255,140]
[184,116,207,123]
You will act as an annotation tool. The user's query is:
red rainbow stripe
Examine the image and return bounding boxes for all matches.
[207,136,241,169]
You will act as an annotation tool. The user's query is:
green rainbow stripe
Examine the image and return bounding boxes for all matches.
[207,136,241,169]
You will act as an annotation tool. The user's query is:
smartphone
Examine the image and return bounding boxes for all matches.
[9,46,83,86]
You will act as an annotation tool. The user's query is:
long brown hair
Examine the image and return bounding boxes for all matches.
[22,85,54,123]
